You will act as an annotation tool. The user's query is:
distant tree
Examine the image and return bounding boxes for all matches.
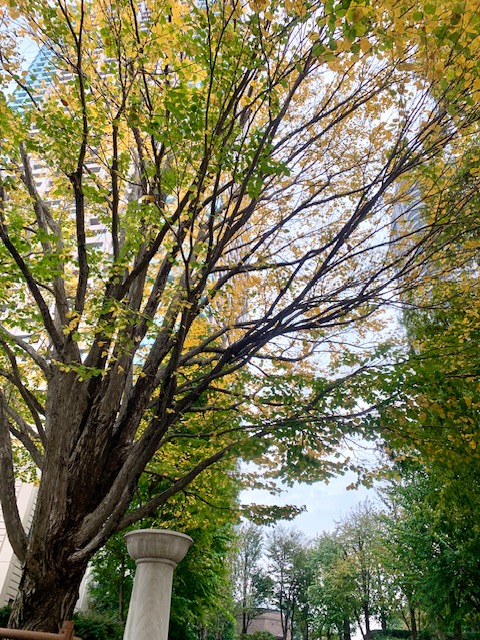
[88,534,133,623]
[233,524,274,635]
[335,500,398,639]
[267,527,311,640]
[308,533,357,640]
[294,548,318,640]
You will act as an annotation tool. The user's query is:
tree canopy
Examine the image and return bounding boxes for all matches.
[1,0,480,629]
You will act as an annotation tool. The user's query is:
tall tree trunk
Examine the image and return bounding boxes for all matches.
[3,368,135,632]
[8,556,88,632]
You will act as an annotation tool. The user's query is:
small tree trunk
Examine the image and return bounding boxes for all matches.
[343,618,351,640]
[363,604,371,640]
[409,605,418,640]
[380,611,387,631]
[242,611,248,635]
[119,555,126,622]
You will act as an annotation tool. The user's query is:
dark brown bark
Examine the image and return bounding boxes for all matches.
[8,553,88,632]
[342,618,351,640]
[409,604,418,640]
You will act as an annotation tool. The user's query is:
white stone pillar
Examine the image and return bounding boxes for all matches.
[123,529,193,640]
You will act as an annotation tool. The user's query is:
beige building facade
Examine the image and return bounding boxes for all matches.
[0,482,37,606]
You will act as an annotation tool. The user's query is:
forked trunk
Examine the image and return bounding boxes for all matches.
[4,371,123,632]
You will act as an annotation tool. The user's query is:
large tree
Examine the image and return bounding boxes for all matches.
[382,466,480,640]
[0,0,479,630]
[375,195,480,640]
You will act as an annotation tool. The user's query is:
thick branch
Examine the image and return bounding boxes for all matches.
[0,230,64,354]
[19,144,70,327]
[0,392,28,562]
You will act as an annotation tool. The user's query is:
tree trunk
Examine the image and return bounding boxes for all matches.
[380,610,387,631]
[4,368,134,631]
[8,556,88,632]
[453,621,462,640]
[119,554,126,622]
[409,604,418,640]
[242,611,248,635]
[363,603,371,640]
[342,618,351,640]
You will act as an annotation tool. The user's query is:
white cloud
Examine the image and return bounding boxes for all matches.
[241,472,376,537]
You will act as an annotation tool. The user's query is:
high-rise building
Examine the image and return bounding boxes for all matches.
[0,483,36,606]
[9,48,54,112]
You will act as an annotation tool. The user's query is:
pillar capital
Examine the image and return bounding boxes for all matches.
[124,529,193,565]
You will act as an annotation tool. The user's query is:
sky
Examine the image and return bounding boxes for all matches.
[241,471,377,538]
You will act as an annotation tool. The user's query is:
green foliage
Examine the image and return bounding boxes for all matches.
[372,158,480,636]
[90,522,238,639]
[88,534,135,621]
[72,612,124,640]
[418,633,480,640]
[240,632,275,640]
[89,467,239,638]
[370,631,411,639]
[308,533,352,638]
[307,502,398,640]
[0,605,11,628]
[382,468,480,636]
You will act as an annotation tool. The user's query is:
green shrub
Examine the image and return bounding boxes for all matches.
[73,611,124,640]
[370,631,411,640]
[240,632,276,640]
[0,605,11,628]
[419,631,480,640]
